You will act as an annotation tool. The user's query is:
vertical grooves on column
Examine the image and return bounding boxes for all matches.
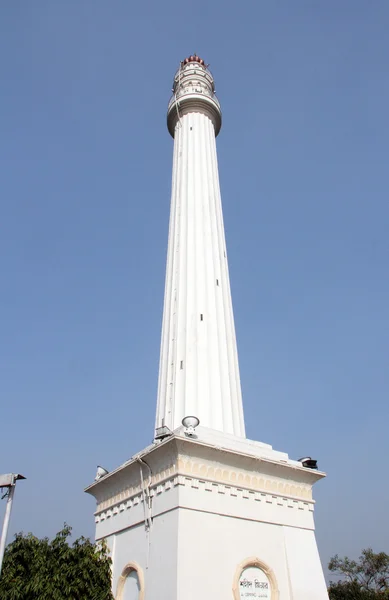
[156,122,180,429]
[196,114,204,422]
[190,114,199,422]
[204,116,224,431]
[185,114,195,420]
[206,119,229,431]
[168,121,182,427]
[211,123,238,434]
[211,136,245,436]
[175,117,188,425]
[191,114,198,418]
[199,114,212,427]
[178,115,190,426]
[157,104,245,436]
[202,114,214,429]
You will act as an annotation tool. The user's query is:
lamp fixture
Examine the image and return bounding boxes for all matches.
[182,416,200,437]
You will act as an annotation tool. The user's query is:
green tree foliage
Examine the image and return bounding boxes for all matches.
[0,524,114,600]
[328,548,389,600]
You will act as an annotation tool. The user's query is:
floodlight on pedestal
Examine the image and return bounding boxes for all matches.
[182,415,200,437]
[95,466,109,481]
[298,457,318,470]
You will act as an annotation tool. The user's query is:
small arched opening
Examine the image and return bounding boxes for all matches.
[115,562,144,600]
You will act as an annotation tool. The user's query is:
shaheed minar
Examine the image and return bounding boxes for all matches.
[86,55,329,600]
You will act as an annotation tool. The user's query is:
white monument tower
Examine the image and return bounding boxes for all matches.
[156,54,245,438]
[86,55,329,600]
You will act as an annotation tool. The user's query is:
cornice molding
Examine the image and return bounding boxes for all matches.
[167,95,222,137]
[85,432,325,501]
[95,465,314,524]
[96,457,312,512]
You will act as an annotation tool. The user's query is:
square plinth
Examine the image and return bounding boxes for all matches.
[85,427,329,600]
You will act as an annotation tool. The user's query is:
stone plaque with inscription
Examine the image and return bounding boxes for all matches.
[239,566,271,600]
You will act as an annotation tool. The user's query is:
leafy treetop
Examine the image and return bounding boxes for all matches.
[0,524,114,600]
[328,548,389,600]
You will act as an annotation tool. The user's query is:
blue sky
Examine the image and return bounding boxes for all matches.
[1,1,388,575]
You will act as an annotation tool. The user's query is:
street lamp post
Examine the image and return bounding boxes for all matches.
[0,473,25,577]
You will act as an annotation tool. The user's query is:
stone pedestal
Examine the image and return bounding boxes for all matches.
[86,427,329,600]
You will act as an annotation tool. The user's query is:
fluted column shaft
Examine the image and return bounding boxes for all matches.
[156,109,245,437]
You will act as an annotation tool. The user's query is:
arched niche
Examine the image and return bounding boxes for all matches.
[116,562,145,600]
[232,557,279,600]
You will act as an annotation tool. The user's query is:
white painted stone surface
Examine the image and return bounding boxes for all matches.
[86,430,328,599]
[156,58,245,437]
[122,571,140,600]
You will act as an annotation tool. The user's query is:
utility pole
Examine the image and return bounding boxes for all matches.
[0,473,25,577]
